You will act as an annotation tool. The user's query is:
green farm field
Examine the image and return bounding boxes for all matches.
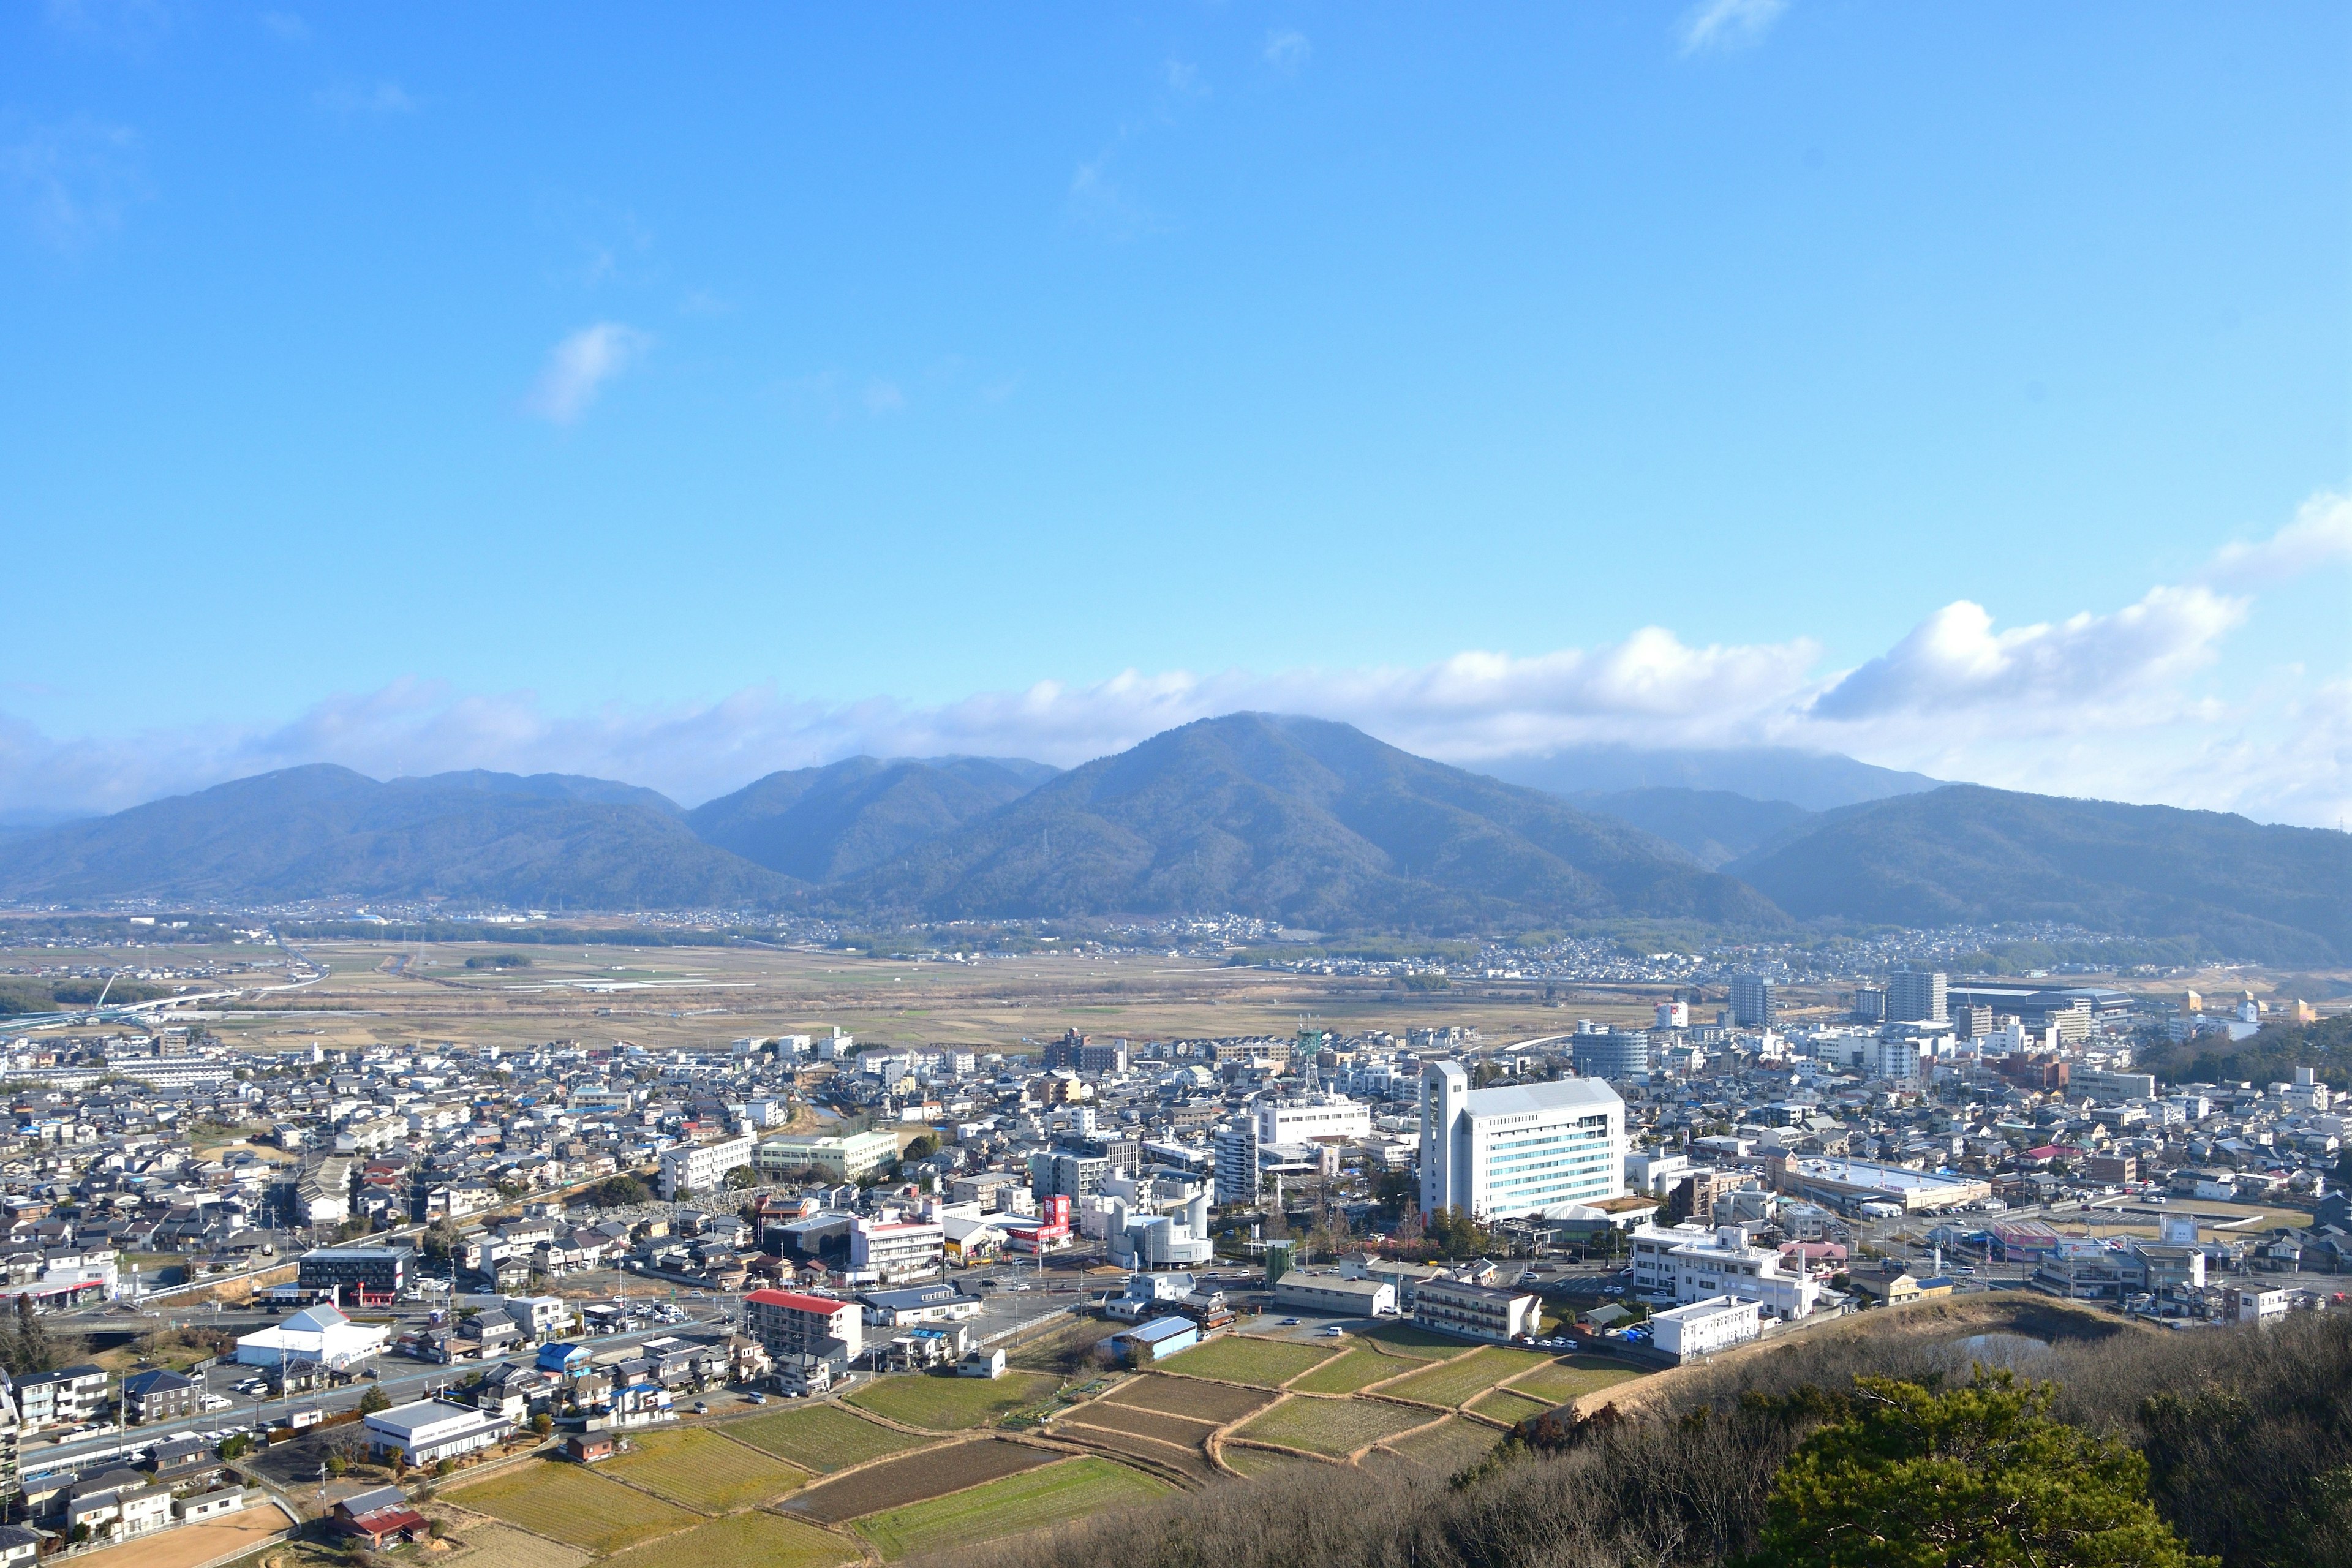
[852,1457,1173,1561]
[1156,1336,1336,1387]
[447,1460,701,1555]
[600,1510,856,1568]
[1287,1347,1422,1395]
[722,1402,932,1472]
[846,1370,1058,1431]
[601,1427,808,1511]
[1504,1359,1646,1405]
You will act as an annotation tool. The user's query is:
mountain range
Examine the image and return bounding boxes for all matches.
[0,715,2342,961]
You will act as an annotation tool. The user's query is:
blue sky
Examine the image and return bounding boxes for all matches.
[3,2,2347,823]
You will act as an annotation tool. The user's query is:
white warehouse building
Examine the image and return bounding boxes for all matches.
[1419,1063,1626,1220]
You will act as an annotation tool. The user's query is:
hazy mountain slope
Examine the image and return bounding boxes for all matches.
[831,715,1785,932]
[1480,744,1939,812]
[413,769,685,817]
[686,756,1052,881]
[1569,788,1818,869]
[0,765,794,910]
[1727,785,2352,964]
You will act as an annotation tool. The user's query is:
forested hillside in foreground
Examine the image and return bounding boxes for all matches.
[943,1306,2351,1568]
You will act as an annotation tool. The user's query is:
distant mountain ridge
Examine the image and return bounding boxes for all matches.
[687,756,1055,881]
[827,714,1783,932]
[1725,785,2352,966]
[0,723,2339,962]
[1479,744,1938,812]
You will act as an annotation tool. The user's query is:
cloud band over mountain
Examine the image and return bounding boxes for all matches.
[2,496,2343,827]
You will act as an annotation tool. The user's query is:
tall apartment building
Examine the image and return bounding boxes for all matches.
[1042,1030,1129,1075]
[658,1133,755,1200]
[1419,1063,1625,1220]
[1887,970,1948,1025]
[1728,974,1779,1028]
[743,1289,863,1368]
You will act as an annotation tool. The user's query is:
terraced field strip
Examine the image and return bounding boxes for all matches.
[418,1517,590,1568]
[1221,1446,1328,1479]
[846,1369,1060,1430]
[1382,1416,1506,1474]
[601,1427,810,1511]
[1352,1323,1464,1359]
[1155,1335,1338,1388]
[853,1457,1175,1561]
[1232,1395,1434,1457]
[600,1510,859,1568]
[1105,1375,1275,1425]
[722,1401,933,1472]
[1289,1347,1423,1395]
[1502,1359,1646,1405]
[447,1459,703,1555]
[783,1438,1060,1525]
[1066,1400,1218,1447]
[1382,1347,1558,1408]
[1466,1387,1553,1426]
[1053,1423,1221,1485]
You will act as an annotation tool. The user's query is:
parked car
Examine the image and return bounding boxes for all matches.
[1278,1317,1301,1327]
[693,1401,709,1415]
[747,1392,768,1405]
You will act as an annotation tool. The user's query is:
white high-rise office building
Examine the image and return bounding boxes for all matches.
[1419,1063,1625,1220]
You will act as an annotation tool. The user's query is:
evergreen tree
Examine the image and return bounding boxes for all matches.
[1744,1371,2214,1568]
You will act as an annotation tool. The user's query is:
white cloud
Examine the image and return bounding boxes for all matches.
[1809,584,2246,722]
[524,322,650,424]
[2199,491,2352,589]
[1679,0,1788,53]
[1262,29,1311,73]
[1,115,145,252]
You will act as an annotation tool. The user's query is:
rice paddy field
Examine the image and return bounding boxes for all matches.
[598,1510,857,1568]
[1155,1335,1338,1388]
[600,1428,808,1512]
[447,1461,702,1556]
[852,1456,1175,1561]
[1232,1396,1435,1458]
[1287,1347,1421,1395]
[846,1369,1059,1430]
[1381,1348,1558,1408]
[723,1402,932,1472]
[1105,1375,1276,1425]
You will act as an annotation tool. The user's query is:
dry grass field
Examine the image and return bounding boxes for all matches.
[722,1401,932,1471]
[600,1427,808,1510]
[1382,1417,1506,1474]
[1466,1387,1553,1425]
[846,1369,1058,1430]
[851,1457,1174,1561]
[1232,1396,1434,1457]
[415,1512,594,1568]
[193,937,1653,1057]
[1503,1359,1646,1405]
[447,1460,701,1555]
[783,1438,1060,1524]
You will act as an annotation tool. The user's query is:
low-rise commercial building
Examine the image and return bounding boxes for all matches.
[1649,1295,1762,1362]
[1271,1273,1395,1318]
[755,1131,899,1183]
[658,1134,755,1200]
[1630,1223,1822,1320]
[361,1398,513,1466]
